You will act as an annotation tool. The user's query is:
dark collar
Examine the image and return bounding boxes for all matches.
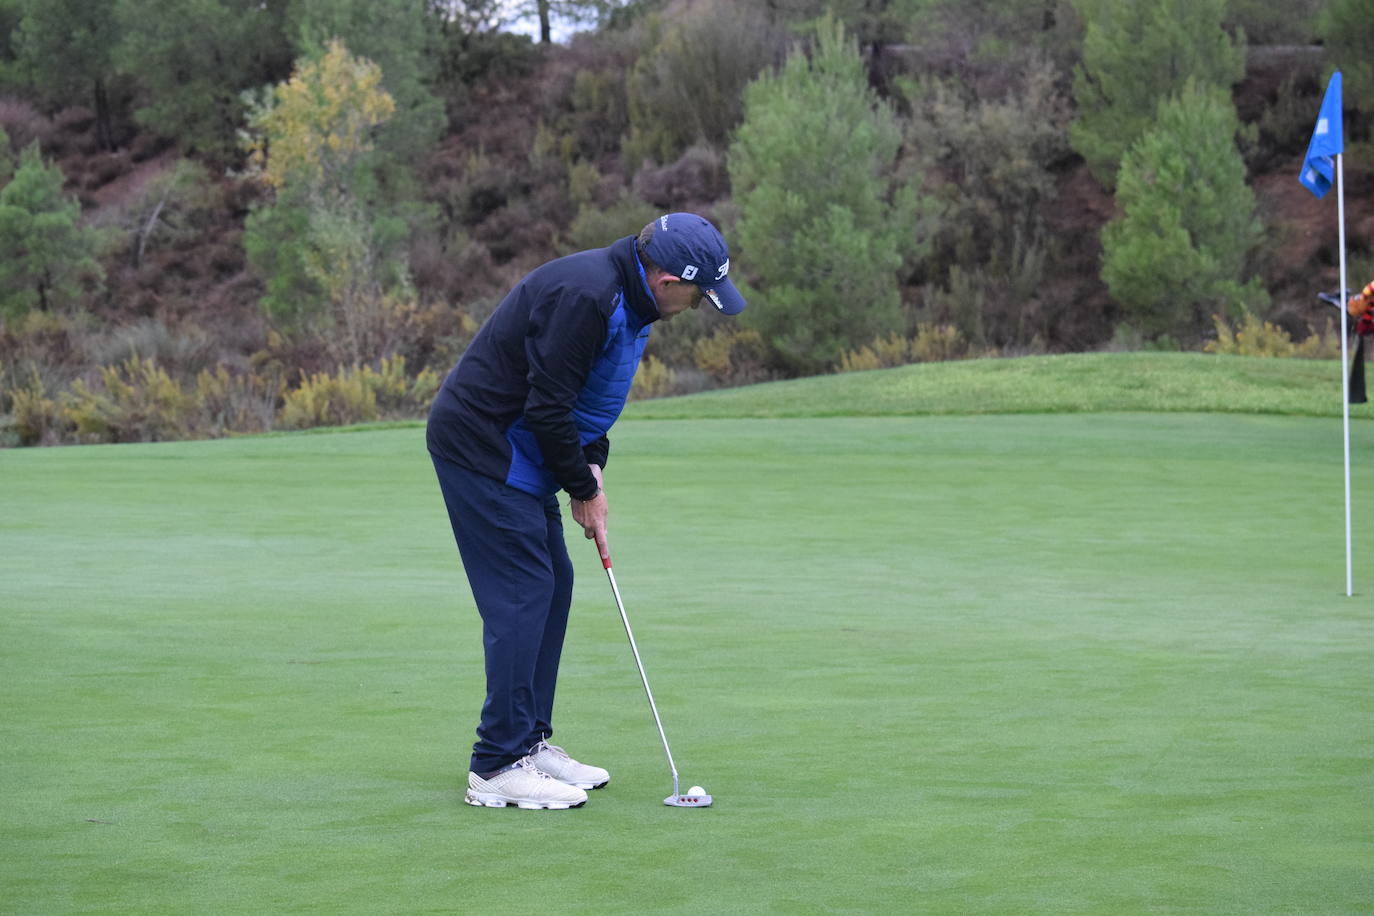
[611,236,660,324]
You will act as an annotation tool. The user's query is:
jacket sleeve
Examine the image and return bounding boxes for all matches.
[523,288,605,501]
[583,436,609,469]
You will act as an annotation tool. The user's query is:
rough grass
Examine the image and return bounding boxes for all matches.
[625,352,1374,420]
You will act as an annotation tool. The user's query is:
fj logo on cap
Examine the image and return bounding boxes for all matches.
[681,265,699,280]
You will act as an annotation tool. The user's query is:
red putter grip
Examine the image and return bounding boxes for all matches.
[602,554,612,569]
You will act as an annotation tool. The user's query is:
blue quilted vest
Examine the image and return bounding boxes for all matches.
[503,291,651,497]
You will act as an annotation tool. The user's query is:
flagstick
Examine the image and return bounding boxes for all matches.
[1337,152,1353,597]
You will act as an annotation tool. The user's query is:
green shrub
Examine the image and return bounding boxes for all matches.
[835,346,884,374]
[433,25,539,97]
[566,160,602,211]
[194,366,280,436]
[901,59,1065,349]
[524,26,640,170]
[279,368,378,430]
[1205,312,1296,357]
[623,0,786,169]
[5,369,64,445]
[1297,321,1344,360]
[691,326,770,386]
[896,0,1082,90]
[277,356,439,430]
[912,322,968,363]
[0,309,87,386]
[834,324,970,373]
[926,266,991,348]
[1206,312,1342,359]
[629,354,680,401]
[836,333,912,374]
[1255,72,1323,166]
[62,356,193,443]
[560,192,658,254]
[362,355,440,417]
[1227,0,1323,43]
[632,143,728,209]
[83,318,216,376]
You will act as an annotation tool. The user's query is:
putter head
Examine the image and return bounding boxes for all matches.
[664,791,713,807]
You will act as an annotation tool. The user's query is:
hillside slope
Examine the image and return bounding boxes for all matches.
[22,42,1367,358]
[623,352,1374,420]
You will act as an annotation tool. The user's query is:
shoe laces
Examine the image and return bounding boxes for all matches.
[531,739,570,761]
[514,756,558,779]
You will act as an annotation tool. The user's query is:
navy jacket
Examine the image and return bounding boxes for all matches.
[426,236,659,501]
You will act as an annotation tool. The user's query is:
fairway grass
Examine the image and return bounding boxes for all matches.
[3,412,1373,912]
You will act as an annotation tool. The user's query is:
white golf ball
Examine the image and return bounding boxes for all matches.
[688,786,706,796]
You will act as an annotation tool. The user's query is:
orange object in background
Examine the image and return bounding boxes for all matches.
[1348,281,1374,318]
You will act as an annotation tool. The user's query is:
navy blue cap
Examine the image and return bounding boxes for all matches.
[643,213,746,315]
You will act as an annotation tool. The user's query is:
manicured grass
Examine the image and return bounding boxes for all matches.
[625,352,1374,420]
[3,370,1373,911]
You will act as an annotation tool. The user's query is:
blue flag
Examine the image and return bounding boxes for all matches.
[1299,71,1343,198]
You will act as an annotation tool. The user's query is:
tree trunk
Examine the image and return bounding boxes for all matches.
[538,0,552,43]
[93,77,115,152]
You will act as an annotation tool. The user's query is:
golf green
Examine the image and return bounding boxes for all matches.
[3,414,1371,912]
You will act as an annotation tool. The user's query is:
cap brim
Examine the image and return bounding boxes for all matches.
[700,277,746,316]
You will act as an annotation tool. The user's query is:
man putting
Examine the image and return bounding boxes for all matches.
[427,213,747,809]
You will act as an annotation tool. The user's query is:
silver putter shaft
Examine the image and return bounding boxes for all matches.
[601,554,712,808]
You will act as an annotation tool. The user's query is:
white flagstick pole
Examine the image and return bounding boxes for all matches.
[1338,151,1353,596]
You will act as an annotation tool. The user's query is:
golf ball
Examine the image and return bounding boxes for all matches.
[688,786,706,796]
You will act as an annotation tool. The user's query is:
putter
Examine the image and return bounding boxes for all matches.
[601,552,713,808]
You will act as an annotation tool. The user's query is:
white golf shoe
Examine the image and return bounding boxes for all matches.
[465,757,588,810]
[527,739,610,790]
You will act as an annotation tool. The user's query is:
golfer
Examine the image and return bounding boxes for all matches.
[427,213,746,809]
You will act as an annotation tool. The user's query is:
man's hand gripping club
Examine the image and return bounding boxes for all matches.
[570,463,609,563]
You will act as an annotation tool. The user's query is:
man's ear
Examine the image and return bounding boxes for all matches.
[650,271,681,294]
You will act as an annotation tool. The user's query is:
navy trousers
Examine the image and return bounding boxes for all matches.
[430,453,575,774]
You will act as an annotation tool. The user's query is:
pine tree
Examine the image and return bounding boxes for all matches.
[14,0,121,150]
[728,14,918,373]
[113,0,295,159]
[1319,0,1374,106]
[0,143,103,317]
[1071,0,1244,187]
[0,126,13,186]
[1101,81,1265,340]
